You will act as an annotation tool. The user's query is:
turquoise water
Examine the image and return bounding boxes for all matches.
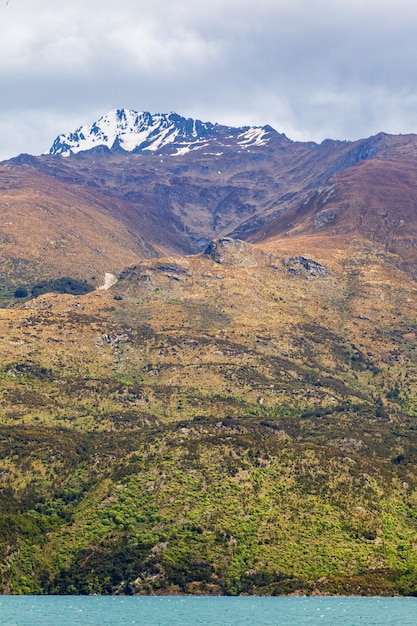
[0,596,416,625]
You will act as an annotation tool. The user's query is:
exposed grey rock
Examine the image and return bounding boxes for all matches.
[314,208,337,228]
[204,238,240,263]
[203,237,268,267]
[156,262,189,276]
[283,256,327,277]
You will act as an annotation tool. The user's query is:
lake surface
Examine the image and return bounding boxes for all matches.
[0,596,416,625]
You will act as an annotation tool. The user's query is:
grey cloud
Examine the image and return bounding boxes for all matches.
[2,0,417,159]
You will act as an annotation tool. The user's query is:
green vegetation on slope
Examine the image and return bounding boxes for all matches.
[1,242,417,595]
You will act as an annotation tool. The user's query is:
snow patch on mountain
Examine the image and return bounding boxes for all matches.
[49,109,216,157]
[238,127,270,147]
[48,109,280,157]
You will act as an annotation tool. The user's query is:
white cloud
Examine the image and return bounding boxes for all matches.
[2,0,417,159]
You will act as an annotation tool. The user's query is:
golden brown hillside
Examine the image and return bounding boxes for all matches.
[4,129,417,304]
[256,156,417,279]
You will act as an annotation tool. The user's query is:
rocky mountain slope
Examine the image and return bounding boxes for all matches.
[4,110,417,304]
[2,111,417,595]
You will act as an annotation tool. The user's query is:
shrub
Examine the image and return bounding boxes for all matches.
[14,288,28,298]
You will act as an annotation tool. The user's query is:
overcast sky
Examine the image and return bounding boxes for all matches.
[2,0,417,160]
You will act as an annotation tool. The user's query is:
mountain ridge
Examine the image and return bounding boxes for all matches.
[1,111,417,303]
[49,108,284,157]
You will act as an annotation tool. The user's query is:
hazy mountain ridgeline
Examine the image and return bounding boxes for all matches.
[1,111,417,594]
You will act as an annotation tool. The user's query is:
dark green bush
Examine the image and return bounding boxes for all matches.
[14,287,28,298]
[31,278,94,297]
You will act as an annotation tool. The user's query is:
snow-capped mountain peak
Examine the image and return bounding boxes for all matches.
[48,109,283,157]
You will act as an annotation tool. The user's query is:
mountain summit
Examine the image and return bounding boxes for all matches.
[49,108,280,157]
